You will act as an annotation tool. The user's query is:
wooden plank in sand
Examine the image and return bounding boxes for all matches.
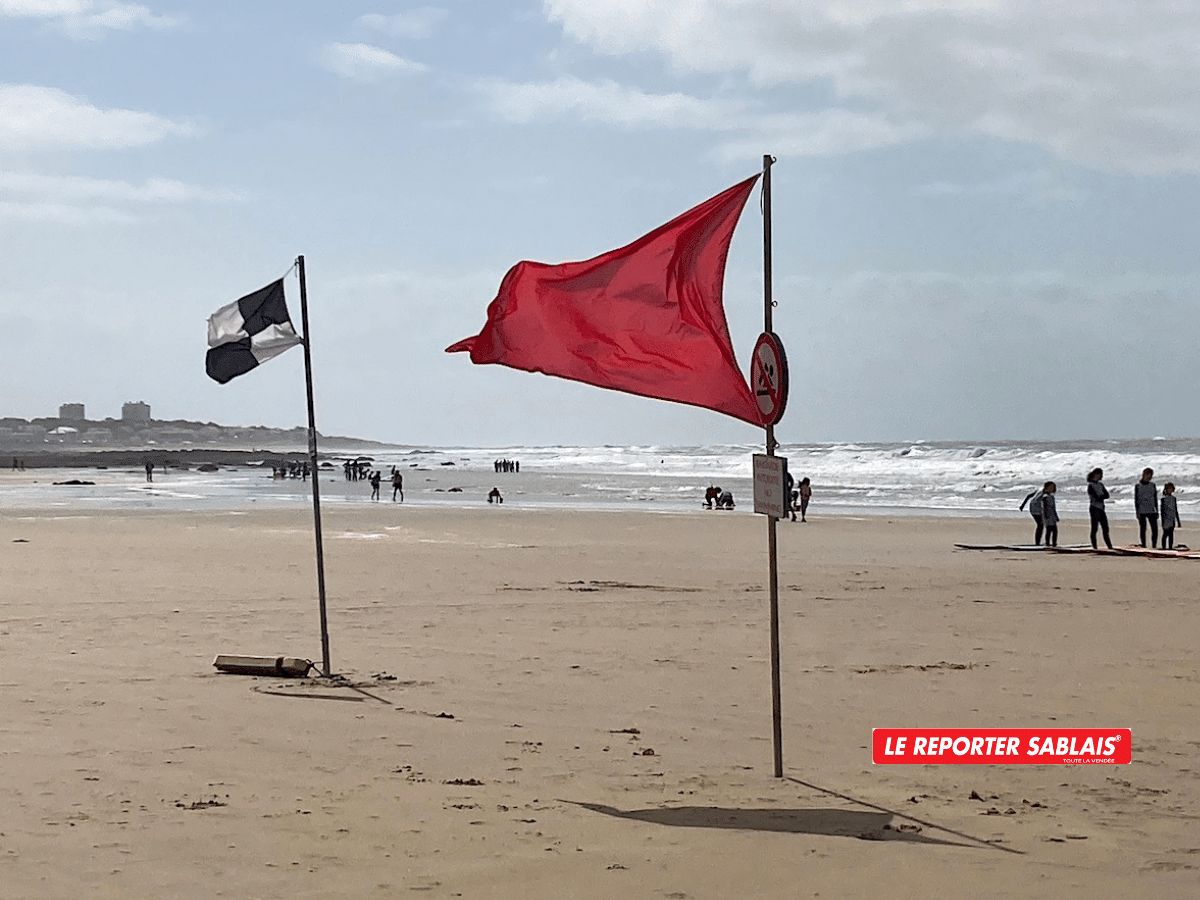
[212,655,312,677]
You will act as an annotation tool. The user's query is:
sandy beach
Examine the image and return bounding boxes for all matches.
[1,499,1197,898]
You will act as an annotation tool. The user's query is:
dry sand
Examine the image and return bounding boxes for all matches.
[1,501,1197,898]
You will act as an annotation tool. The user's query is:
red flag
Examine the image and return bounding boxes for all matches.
[446,175,763,425]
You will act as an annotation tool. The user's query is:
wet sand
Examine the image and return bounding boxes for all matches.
[1,504,1196,898]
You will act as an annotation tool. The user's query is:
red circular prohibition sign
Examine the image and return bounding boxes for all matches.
[750,331,788,426]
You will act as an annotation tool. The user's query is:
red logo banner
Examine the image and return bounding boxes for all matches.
[872,728,1131,765]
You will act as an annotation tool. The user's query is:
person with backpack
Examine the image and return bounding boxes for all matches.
[1020,484,1045,544]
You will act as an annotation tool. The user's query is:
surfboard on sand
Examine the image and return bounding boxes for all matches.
[954,543,1200,558]
[1112,545,1192,559]
[953,543,1052,551]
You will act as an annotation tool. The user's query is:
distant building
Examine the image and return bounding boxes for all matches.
[121,401,152,423]
[59,403,86,420]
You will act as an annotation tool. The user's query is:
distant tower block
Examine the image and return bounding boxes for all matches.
[59,402,86,420]
[121,400,152,423]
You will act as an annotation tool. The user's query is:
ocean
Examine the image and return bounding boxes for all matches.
[3,438,1198,519]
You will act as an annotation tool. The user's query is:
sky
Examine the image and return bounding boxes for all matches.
[1,0,1197,446]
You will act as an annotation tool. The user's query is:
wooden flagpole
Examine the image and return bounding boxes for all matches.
[762,154,783,778]
[296,255,332,676]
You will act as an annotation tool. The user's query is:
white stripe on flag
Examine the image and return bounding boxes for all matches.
[207,299,247,348]
[249,322,302,364]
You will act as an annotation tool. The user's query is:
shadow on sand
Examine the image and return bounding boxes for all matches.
[785,775,1023,855]
[566,802,972,847]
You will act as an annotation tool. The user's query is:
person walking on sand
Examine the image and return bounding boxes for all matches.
[369,470,382,501]
[1087,467,1113,550]
[784,469,797,522]
[1134,467,1159,548]
[391,470,404,502]
[1160,482,1181,550]
[1020,484,1045,545]
[798,477,812,522]
[1040,481,1059,547]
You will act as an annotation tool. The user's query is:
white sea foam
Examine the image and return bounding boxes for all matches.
[3,439,1198,517]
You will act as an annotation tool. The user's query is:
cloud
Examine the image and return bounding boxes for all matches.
[0,84,194,151]
[0,171,241,226]
[0,171,240,203]
[715,109,926,161]
[0,200,138,225]
[0,0,181,37]
[479,76,744,129]
[356,7,448,40]
[479,76,915,159]
[915,168,1087,204]
[319,42,428,81]
[542,0,1200,175]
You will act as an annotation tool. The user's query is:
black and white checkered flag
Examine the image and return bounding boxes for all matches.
[206,279,302,384]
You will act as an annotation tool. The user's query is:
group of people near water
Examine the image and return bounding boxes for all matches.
[10,457,26,471]
[703,469,814,520]
[342,459,373,481]
[361,467,405,502]
[494,459,520,473]
[784,471,812,523]
[1020,467,1182,550]
[272,461,309,480]
[703,484,736,510]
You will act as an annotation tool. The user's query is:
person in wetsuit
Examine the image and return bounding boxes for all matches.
[1133,467,1159,548]
[1087,467,1113,550]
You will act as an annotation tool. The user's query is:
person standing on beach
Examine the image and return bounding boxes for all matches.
[391,470,404,502]
[1160,482,1180,550]
[369,470,381,501]
[1134,467,1159,548]
[784,469,797,522]
[1040,481,1059,547]
[144,460,154,483]
[1020,485,1045,544]
[1087,467,1113,550]
[798,477,812,522]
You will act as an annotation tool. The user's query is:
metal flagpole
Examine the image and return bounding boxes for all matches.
[762,154,783,778]
[296,254,332,676]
